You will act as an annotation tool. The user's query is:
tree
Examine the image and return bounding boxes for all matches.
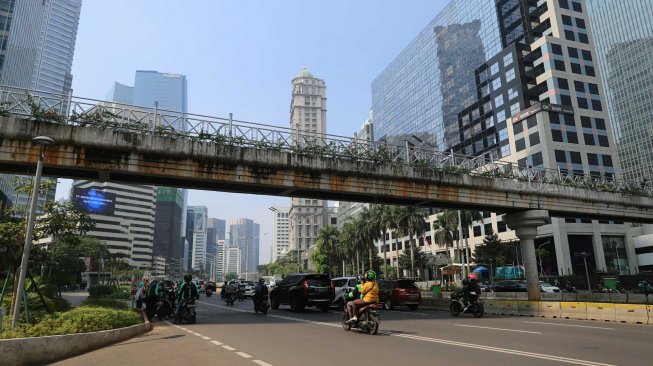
[472,233,509,268]
[397,206,427,279]
[398,246,428,277]
[354,208,379,270]
[370,205,392,278]
[315,225,340,276]
[386,205,402,278]
[432,210,458,248]
[225,273,238,281]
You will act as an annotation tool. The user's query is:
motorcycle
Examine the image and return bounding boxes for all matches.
[253,294,270,315]
[450,291,484,318]
[636,281,653,295]
[177,299,197,324]
[223,285,237,305]
[206,288,213,298]
[342,302,380,335]
[237,289,245,301]
[155,289,176,320]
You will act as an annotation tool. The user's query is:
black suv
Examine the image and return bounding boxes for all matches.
[270,273,334,312]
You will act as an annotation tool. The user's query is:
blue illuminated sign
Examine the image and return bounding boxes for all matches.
[72,188,116,215]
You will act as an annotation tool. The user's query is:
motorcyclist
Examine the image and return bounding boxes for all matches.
[144,278,161,319]
[174,274,199,323]
[347,270,379,323]
[253,278,269,310]
[462,274,481,310]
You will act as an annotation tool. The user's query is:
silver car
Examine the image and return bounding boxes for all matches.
[331,277,358,309]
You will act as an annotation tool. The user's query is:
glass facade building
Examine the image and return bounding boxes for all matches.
[586,0,653,183]
[229,218,260,276]
[133,70,188,131]
[372,0,502,151]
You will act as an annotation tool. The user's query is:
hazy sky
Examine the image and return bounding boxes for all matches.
[56,0,448,264]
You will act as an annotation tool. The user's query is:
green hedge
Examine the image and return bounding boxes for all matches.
[81,297,128,309]
[88,285,130,299]
[0,306,141,339]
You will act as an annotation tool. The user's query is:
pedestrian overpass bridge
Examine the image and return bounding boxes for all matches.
[0,87,652,223]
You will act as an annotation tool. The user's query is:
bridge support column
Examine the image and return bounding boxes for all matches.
[504,210,549,301]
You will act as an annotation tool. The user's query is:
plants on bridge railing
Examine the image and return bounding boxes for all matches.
[0,101,11,117]
[26,93,65,124]
[69,109,119,127]
[154,125,184,139]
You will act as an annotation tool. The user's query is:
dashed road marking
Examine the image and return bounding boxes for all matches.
[253,361,273,366]
[210,340,223,346]
[191,332,202,336]
[235,351,252,358]
[201,336,211,340]
[222,345,236,351]
[455,324,542,334]
[523,321,614,330]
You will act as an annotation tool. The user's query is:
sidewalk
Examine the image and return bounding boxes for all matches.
[61,291,89,307]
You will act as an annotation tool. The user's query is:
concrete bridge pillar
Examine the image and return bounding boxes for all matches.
[504,210,549,301]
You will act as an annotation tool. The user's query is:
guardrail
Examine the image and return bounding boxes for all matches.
[1,85,652,198]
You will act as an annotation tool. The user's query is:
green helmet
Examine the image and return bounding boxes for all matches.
[365,270,376,281]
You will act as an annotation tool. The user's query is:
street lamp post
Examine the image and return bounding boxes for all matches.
[12,136,55,328]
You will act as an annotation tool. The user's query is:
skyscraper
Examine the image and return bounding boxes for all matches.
[153,187,184,275]
[207,218,226,279]
[270,206,290,263]
[229,218,260,276]
[586,0,653,184]
[371,0,636,276]
[0,0,81,216]
[289,67,329,269]
[186,206,208,272]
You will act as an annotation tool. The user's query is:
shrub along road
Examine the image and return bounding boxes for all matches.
[53,297,653,366]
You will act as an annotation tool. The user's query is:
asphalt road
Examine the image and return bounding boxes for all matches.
[53,296,653,366]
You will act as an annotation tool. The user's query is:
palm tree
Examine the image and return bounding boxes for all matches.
[341,219,364,274]
[432,210,458,249]
[316,225,340,276]
[386,205,402,278]
[353,208,378,270]
[370,204,392,278]
[397,206,427,279]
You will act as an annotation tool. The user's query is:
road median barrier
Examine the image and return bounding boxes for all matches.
[538,301,561,318]
[614,303,649,324]
[585,302,616,322]
[560,302,587,320]
[517,301,539,317]
[486,300,519,315]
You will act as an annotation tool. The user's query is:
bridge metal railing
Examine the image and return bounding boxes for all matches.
[0,85,651,198]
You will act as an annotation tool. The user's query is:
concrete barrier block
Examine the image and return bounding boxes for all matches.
[538,301,561,318]
[586,302,616,322]
[614,303,649,324]
[560,302,587,320]
[493,300,519,315]
[590,293,611,303]
[484,300,502,315]
[541,293,563,302]
[517,301,539,317]
[561,292,579,302]
[627,294,649,304]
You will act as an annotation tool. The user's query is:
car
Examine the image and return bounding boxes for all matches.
[270,273,335,312]
[331,277,358,309]
[491,280,528,292]
[378,279,421,310]
[537,281,560,293]
[239,281,255,297]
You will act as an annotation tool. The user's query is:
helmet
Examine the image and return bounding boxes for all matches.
[184,274,192,282]
[258,278,265,285]
[468,273,478,281]
[356,274,364,283]
[365,270,376,281]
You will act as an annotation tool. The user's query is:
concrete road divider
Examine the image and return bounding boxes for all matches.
[488,300,519,315]
[517,301,539,317]
[614,303,649,324]
[560,302,587,320]
[538,301,561,318]
[585,302,616,322]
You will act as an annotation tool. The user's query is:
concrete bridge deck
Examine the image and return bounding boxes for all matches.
[1,116,652,223]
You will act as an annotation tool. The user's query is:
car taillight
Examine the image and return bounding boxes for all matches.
[303,280,309,296]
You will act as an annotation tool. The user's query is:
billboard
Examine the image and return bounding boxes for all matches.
[72,187,116,215]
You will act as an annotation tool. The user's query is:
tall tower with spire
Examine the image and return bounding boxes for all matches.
[288,67,329,270]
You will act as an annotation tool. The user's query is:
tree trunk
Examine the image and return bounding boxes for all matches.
[367,241,373,270]
[394,236,400,278]
[409,231,416,280]
[381,232,387,279]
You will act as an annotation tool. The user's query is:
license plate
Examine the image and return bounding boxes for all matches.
[314,287,326,293]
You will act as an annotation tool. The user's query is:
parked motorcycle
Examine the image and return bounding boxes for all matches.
[342,302,380,335]
[155,289,176,320]
[253,294,270,315]
[636,281,653,295]
[450,291,484,318]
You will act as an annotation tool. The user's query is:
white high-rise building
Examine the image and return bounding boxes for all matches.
[71,181,157,269]
[226,247,241,275]
[270,206,290,262]
[289,67,329,269]
[187,206,208,272]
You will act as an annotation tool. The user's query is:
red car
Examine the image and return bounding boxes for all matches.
[378,279,421,310]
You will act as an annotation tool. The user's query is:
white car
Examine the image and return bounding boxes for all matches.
[331,277,358,309]
[238,281,255,297]
[539,281,561,293]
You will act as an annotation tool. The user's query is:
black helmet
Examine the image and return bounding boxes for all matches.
[184,274,192,282]
[258,278,265,285]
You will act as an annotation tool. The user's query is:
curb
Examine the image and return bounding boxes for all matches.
[0,310,152,366]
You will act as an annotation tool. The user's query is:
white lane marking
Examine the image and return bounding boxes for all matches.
[201,336,211,340]
[236,352,252,358]
[200,301,612,366]
[222,345,236,351]
[523,321,615,330]
[252,361,274,366]
[392,310,430,316]
[201,301,340,327]
[391,333,614,366]
[192,332,202,337]
[454,324,542,334]
[210,340,223,346]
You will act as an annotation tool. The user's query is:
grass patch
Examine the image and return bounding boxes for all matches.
[81,297,128,309]
[0,306,141,339]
